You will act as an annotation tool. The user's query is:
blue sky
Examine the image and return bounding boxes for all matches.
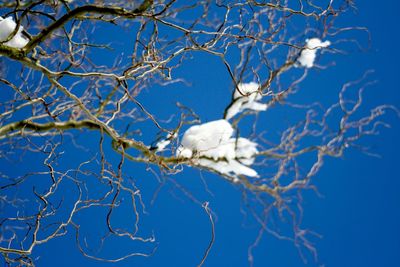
[1,1,400,267]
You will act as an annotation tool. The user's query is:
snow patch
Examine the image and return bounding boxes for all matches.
[176,119,259,177]
[154,132,177,152]
[296,38,330,68]
[226,82,267,120]
[155,139,171,152]
[0,16,29,49]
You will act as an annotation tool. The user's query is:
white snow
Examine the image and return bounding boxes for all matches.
[0,16,29,49]
[154,132,176,152]
[225,82,267,120]
[297,38,330,68]
[176,119,259,177]
[155,139,171,152]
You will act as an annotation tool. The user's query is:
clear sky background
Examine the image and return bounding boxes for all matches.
[1,1,400,267]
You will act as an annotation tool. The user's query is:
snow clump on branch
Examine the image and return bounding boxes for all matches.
[296,38,330,68]
[0,16,29,49]
[225,82,267,120]
[153,132,177,152]
[176,119,259,177]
